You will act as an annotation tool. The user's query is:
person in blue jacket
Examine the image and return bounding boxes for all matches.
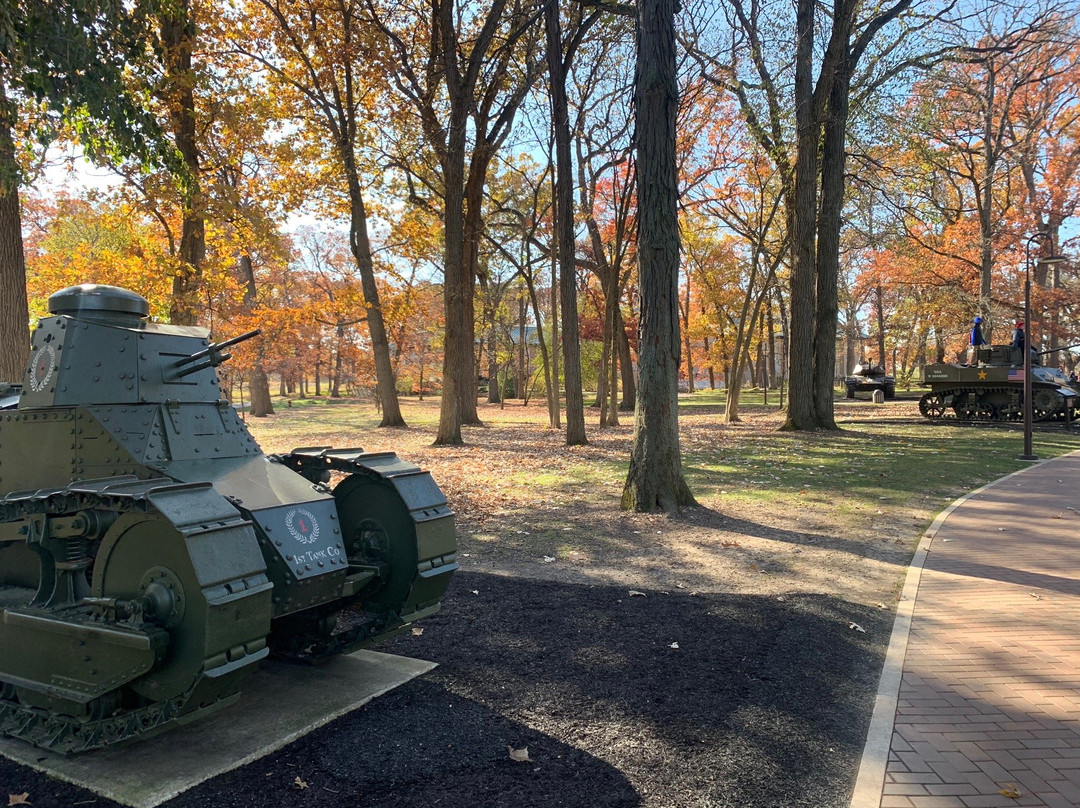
[968,316,987,363]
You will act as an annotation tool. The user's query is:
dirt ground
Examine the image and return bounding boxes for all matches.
[0,398,938,807]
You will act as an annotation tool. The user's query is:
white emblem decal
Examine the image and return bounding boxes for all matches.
[29,344,56,393]
[284,508,321,545]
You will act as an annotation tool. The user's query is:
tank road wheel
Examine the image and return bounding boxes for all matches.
[92,513,271,705]
[919,392,947,419]
[953,396,975,420]
[884,385,896,400]
[845,385,856,399]
[1032,389,1059,421]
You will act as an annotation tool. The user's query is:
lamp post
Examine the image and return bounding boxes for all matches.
[1019,233,1068,461]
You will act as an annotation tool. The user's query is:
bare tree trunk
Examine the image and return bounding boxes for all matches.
[978,66,996,323]
[622,0,695,513]
[618,309,636,409]
[434,112,470,442]
[160,2,204,326]
[0,90,29,382]
[550,249,561,428]
[461,161,490,423]
[345,173,404,426]
[811,62,850,431]
[238,254,274,416]
[525,272,557,427]
[782,0,819,431]
[596,299,611,419]
[517,294,526,399]
[876,285,886,368]
[333,324,346,397]
[681,267,694,394]
[546,0,586,445]
[607,319,620,426]
[487,312,501,404]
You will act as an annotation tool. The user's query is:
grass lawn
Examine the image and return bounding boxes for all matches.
[241,388,1080,609]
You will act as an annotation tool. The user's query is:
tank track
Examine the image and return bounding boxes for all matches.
[0,682,192,754]
[270,449,456,664]
[919,386,1074,422]
[0,476,263,753]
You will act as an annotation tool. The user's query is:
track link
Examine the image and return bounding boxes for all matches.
[919,385,1077,422]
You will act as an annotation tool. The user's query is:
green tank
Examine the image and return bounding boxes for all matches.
[920,344,1079,421]
[0,284,456,752]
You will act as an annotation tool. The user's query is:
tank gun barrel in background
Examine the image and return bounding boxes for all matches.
[1036,343,1080,357]
[171,328,261,379]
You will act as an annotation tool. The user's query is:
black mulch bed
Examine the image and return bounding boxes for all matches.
[1,570,891,807]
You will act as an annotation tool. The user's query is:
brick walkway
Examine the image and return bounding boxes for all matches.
[853,451,1080,808]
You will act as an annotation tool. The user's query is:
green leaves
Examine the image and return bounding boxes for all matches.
[1,0,178,184]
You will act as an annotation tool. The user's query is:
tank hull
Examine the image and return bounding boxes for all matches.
[919,346,1079,422]
[0,285,456,752]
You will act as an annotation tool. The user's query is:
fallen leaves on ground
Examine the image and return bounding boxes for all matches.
[508,745,532,763]
[294,777,308,790]
[849,623,866,633]
[8,794,29,806]
[411,627,424,636]
[999,785,1021,798]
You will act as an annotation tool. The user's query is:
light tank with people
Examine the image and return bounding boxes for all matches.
[919,343,1079,421]
[0,284,457,753]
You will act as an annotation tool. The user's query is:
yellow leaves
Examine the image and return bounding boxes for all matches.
[23,191,177,321]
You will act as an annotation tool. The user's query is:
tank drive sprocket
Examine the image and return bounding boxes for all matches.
[0,477,271,753]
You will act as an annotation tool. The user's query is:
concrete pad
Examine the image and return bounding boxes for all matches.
[0,650,436,808]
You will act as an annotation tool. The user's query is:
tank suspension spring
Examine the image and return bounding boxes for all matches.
[65,537,90,564]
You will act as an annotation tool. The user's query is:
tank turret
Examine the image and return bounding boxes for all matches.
[919,343,1078,421]
[0,285,456,752]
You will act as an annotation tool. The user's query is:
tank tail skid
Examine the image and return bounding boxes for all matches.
[268,448,456,663]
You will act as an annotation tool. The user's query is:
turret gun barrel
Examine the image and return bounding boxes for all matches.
[1036,343,1080,357]
[171,328,261,379]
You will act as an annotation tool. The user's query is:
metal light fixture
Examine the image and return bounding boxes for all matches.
[1019,233,1068,461]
